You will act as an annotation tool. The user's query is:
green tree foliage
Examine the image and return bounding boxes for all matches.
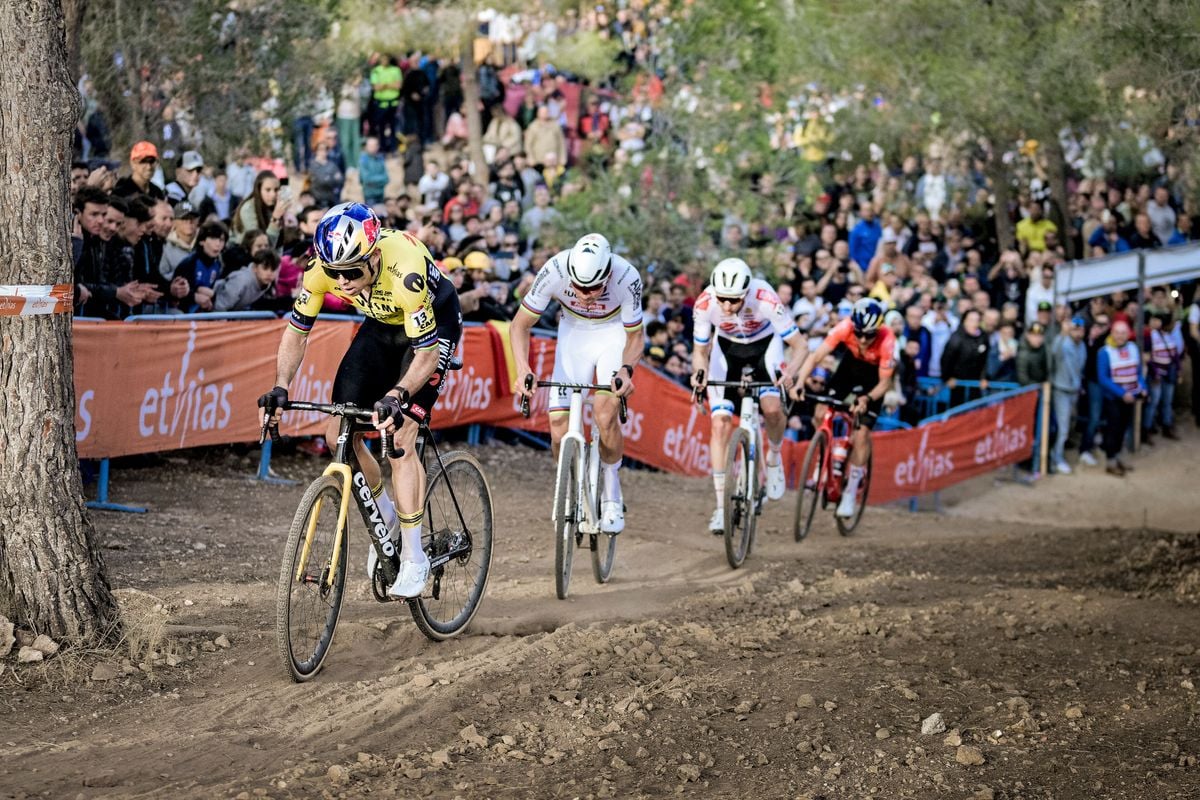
[81,0,340,161]
[551,0,811,280]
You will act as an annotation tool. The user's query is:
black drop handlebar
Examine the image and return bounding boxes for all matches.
[258,399,405,458]
[803,393,879,423]
[690,368,788,406]
[519,374,628,425]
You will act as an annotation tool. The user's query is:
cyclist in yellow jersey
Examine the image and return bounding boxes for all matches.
[259,202,462,599]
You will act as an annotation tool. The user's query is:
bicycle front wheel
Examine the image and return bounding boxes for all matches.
[275,474,349,682]
[554,438,580,599]
[835,449,872,536]
[794,431,827,542]
[723,428,755,569]
[591,459,617,584]
[411,451,495,641]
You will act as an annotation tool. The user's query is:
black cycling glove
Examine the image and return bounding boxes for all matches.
[257,385,288,413]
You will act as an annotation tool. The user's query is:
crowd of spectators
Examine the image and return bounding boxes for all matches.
[70,2,1199,477]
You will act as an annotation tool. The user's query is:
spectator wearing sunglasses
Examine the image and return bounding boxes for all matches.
[113,140,166,201]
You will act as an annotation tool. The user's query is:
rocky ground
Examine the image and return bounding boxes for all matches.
[2,431,1198,799]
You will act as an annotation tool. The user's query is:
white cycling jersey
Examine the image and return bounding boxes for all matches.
[693,279,798,346]
[520,250,644,331]
[521,249,644,412]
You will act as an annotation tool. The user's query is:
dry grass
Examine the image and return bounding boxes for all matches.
[0,588,181,691]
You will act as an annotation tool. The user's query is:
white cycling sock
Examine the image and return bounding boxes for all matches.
[844,464,865,496]
[397,513,425,562]
[371,481,397,529]
[712,471,725,509]
[767,436,784,467]
[602,459,622,502]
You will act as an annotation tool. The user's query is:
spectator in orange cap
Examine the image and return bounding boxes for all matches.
[113,140,166,201]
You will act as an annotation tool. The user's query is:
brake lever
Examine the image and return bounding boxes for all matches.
[374,401,405,459]
[520,373,535,419]
[691,368,706,405]
[614,377,628,425]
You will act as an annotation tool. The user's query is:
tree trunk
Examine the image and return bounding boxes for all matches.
[0,0,119,643]
[63,0,86,84]
[460,36,489,182]
[987,154,1016,254]
[1042,135,1076,260]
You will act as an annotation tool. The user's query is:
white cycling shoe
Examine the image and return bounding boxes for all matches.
[387,555,431,599]
[366,520,400,579]
[836,491,858,519]
[601,500,625,534]
[709,507,725,535]
[766,460,786,501]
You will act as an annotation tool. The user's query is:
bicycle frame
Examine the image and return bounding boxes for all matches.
[805,394,876,503]
[553,389,602,533]
[271,401,472,593]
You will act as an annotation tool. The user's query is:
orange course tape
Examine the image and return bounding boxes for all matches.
[0,284,73,316]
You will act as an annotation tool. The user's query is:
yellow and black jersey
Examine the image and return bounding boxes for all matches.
[289,230,450,349]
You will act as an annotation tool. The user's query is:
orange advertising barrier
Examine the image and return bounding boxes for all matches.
[829,388,1039,505]
[74,319,357,458]
[73,320,1037,505]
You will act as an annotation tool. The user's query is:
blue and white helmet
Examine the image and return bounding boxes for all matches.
[567,233,613,288]
[314,202,381,267]
[850,297,886,334]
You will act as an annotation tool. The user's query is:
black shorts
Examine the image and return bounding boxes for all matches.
[717,336,775,384]
[827,353,882,429]
[332,312,462,427]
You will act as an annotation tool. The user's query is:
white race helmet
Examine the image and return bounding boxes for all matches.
[711,257,752,299]
[567,233,613,288]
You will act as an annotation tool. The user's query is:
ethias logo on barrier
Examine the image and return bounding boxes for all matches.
[138,326,233,444]
[893,427,955,492]
[974,404,1029,465]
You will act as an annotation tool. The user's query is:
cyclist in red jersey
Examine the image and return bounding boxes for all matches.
[793,298,894,519]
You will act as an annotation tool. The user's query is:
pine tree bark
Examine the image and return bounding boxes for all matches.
[0,0,119,643]
[460,36,489,183]
[987,154,1016,254]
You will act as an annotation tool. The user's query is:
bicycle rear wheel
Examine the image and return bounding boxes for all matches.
[723,428,755,569]
[411,451,494,641]
[793,431,827,542]
[275,475,348,682]
[835,449,872,536]
[591,458,617,584]
[554,438,580,599]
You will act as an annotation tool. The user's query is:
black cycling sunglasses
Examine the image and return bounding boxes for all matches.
[322,264,366,281]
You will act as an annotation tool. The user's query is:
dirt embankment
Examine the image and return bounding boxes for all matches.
[3,433,1198,799]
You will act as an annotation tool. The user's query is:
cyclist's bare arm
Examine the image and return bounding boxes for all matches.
[264,326,309,424]
[690,340,712,388]
[510,308,536,396]
[865,373,891,404]
[780,331,809,386]
[612,328,644,396]
[397,346,439,398]
[796,337,835,388]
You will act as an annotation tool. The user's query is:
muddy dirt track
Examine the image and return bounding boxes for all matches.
[3,432,1199,800]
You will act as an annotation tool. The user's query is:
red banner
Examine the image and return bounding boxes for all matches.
[859,389,1038,504]
[71,320,1038,505]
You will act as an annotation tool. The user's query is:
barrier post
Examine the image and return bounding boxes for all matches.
[1038,382,1051,476]
[86,458,148,514]
[255,439,298,486]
